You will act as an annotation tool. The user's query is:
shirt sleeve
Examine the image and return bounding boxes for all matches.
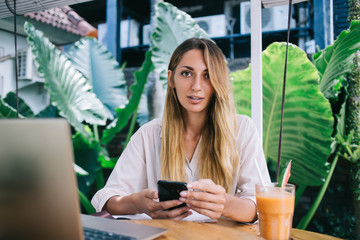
[235,115,271,204]
[91,128,148,212]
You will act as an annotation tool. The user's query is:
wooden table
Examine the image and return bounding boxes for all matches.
[128,219,342,240]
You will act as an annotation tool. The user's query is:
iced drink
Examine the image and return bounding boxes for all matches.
[256,183,295,240]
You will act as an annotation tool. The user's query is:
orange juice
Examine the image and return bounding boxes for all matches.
[256,184,295,240]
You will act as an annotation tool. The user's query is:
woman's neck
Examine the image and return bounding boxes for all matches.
[183,111,208,138]
[182,111,208,161]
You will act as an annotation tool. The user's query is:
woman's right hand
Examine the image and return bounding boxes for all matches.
[104,189,192,220]
[134,189,192,219]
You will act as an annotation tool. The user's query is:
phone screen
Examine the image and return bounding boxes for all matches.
[157,180,187,210]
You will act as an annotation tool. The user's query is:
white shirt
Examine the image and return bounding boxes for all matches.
[91,114,271,212]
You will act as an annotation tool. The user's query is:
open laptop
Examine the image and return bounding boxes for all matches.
[0,119,167,240]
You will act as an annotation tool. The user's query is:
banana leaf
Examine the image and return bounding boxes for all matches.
[0,97,21,118]
[151,2,210,83]
[232,42,333,186]
[66,37,128,118]
[101,50,154,145]
[314,20,360,99]
[24,22,108,137]
[3,92,34,118]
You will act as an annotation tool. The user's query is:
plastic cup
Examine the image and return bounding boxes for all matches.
[255,183,295,240]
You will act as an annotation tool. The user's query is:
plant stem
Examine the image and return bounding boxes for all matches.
[295,184,307,208]
[124,112,138,148]
[78,188,96,214]
[93,124,99,142]
[296,153,339,229]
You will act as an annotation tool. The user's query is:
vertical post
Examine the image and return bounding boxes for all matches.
[106,0,117,58]
[106,0,122,63]
[314,0,331,49]
[147,0,164,120]
[250,0,263,145]
[329,0,334,44]
[117,0,123,63]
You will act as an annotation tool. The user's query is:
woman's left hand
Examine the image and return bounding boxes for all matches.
[179,179,226,219]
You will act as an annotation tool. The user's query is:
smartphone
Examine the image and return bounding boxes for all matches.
[157,180,187,210]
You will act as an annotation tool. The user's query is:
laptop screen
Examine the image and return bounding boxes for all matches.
[0,119,167,240]
[0,119,83,240]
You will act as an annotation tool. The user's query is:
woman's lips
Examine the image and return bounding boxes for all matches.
[188,96,203,103]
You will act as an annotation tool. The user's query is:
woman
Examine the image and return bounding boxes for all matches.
[91,38,270,222]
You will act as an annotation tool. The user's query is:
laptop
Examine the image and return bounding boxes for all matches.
[0,119,167,240]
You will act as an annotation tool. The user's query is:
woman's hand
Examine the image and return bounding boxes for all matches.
[133,189,192,220]
[179,179,226,219]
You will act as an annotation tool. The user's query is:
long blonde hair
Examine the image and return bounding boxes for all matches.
[160,38,239,193]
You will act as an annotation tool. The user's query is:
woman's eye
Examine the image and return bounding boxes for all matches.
[181,71,191,77]
[204,73,209,79]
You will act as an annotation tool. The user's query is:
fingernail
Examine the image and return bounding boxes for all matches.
[187,184,192,188]
[179,197,186,202]
[186,204,191,207]
[180,191,187,197]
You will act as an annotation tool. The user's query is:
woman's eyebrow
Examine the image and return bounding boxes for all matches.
[179,66,208,72]
[179,66,194,70]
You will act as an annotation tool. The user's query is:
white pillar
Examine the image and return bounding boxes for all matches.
[251,0,263,145]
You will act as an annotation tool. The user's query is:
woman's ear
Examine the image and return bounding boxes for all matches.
[168,70,174,88]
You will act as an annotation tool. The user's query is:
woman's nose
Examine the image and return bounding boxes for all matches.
[192,75,202,91]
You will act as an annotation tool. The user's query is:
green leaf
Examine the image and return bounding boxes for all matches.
[78,189,96,214]
[24,22,108,137]
[0,97,21,118]
[97,145,116,169]
[99,155,117,169]
[72,131,102,196]
[4,92,34,118]
[66,37,128,117]
[152,2,210,82]
[35,104,59,118]
[297,153,340,229]
[314,20,360,99]
[232,42,333,186]
[101,50,154,145]
[73,163,89,176]
[335,98,347,143]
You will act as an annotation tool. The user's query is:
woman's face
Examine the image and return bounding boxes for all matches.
[168,49,214,116]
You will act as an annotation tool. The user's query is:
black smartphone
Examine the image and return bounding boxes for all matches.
[157,180,187,210]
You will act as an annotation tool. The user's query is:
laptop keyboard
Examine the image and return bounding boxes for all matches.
[83,227,136,240]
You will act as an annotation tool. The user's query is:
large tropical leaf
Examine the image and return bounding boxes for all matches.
[24,22,108,137]
[66,37,127,117]
[0,97,21,118]
[314,20,360,99]
[35,105,59,118]
[151,2,210,82]
[4,92,34,118]
[101,50,154,145]
[137,93,149,126]
[72,130,101,197]
[232,42,333,186]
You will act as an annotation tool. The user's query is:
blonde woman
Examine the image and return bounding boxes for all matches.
[91,38,270,222]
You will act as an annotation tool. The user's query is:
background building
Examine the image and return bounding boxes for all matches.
[71,0,349,67]
[0,0,350,113]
